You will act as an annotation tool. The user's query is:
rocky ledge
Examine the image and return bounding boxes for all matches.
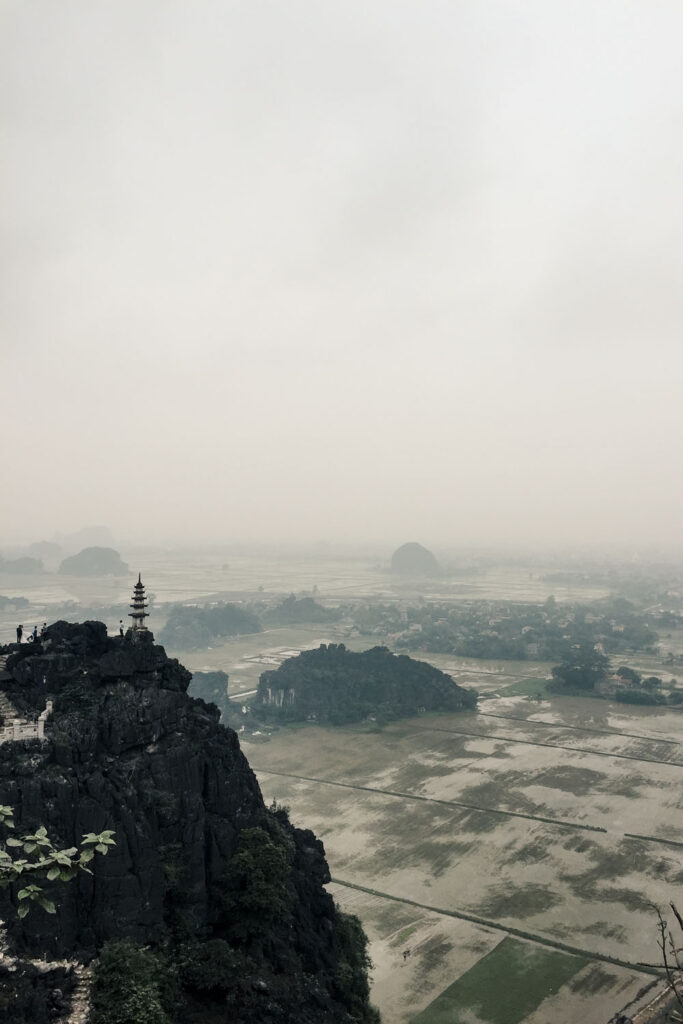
[0,622,378,1024]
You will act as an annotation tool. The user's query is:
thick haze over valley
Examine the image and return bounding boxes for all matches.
[3,1,682,550]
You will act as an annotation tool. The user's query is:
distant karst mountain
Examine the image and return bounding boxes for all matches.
[58,546,129,577]
[55,525,117,554]
[264,594,342,626]
[0,555,43,575]
[26,541,63,561]
[0,622,379,1024]
[390,541,440,576]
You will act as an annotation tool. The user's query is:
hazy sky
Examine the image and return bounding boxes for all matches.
[3,2,683,549]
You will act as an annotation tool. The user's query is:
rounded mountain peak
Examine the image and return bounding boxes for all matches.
[390,542,440,576]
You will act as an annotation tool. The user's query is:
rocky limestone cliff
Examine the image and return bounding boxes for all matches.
[0,622,378,1024]
[256,643,476,725]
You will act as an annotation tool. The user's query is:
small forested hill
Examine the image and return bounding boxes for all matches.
[58,547,128,576]
[257,643,476,725]
[264,595,342,625]
[159,602,261,649]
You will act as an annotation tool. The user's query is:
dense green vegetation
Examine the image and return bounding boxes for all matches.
[159,603,262,649]
[91,820,379,1024]
[160,595,341,650]
[357,595,660,662]
[256,643,476,725]
[550,644,610,690]
[550,648,680,704]
[91,941,172,1024]
[263,595,342,625]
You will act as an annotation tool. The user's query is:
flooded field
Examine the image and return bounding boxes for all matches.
[252,692,678,1020]
[1,549,679,1022]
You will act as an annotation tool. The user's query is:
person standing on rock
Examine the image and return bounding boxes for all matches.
[16,624,22,644]
[32,626,38,642]
[119,620,124,637]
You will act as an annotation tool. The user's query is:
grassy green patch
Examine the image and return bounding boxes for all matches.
[410,936,586,1024]
[496,678,552,699]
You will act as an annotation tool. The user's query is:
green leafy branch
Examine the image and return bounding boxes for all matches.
[0,804,115,917]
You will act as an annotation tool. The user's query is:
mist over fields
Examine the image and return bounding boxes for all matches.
[3,1,683,552]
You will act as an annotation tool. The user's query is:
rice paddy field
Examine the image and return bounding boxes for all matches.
[1,547,681,1022]
[251,692,681,1022]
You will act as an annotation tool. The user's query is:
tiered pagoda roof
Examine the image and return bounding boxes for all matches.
[128,572,149,634]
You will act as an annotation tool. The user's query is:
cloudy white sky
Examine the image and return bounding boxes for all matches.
[2,1,682,549]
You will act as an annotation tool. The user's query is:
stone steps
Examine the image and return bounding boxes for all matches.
[0,923,93,1024]
[0,690,20,726]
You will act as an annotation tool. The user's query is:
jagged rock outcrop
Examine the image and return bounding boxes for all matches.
[256,643,476,725]
[390,542,440,577]
[0,623,379,1023]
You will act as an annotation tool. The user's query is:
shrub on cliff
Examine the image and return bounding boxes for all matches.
[91,941,173,1024]
[333,913,379,1023]
[215,826,295,945]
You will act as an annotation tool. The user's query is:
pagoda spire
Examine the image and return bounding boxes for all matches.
[128,572,149,636]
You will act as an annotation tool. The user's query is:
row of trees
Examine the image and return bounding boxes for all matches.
[159,596,341,650]
[550,647,681,705]
[381,596,660,662]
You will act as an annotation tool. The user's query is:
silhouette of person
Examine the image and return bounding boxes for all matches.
[119,620,124,637]
[16,624,23,643]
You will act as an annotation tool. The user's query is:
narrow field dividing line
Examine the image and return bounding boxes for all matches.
[478,711,682,747]
[329,878,663,978]
[624,833,683,850]
[394,723,683,769]
[255,768,608,833]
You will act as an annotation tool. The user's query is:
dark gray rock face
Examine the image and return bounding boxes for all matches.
[0,623,378,1023]
[1,624,263,956]
[258,643,476,725]
[58,547,129,576]
[390,542,440,577]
